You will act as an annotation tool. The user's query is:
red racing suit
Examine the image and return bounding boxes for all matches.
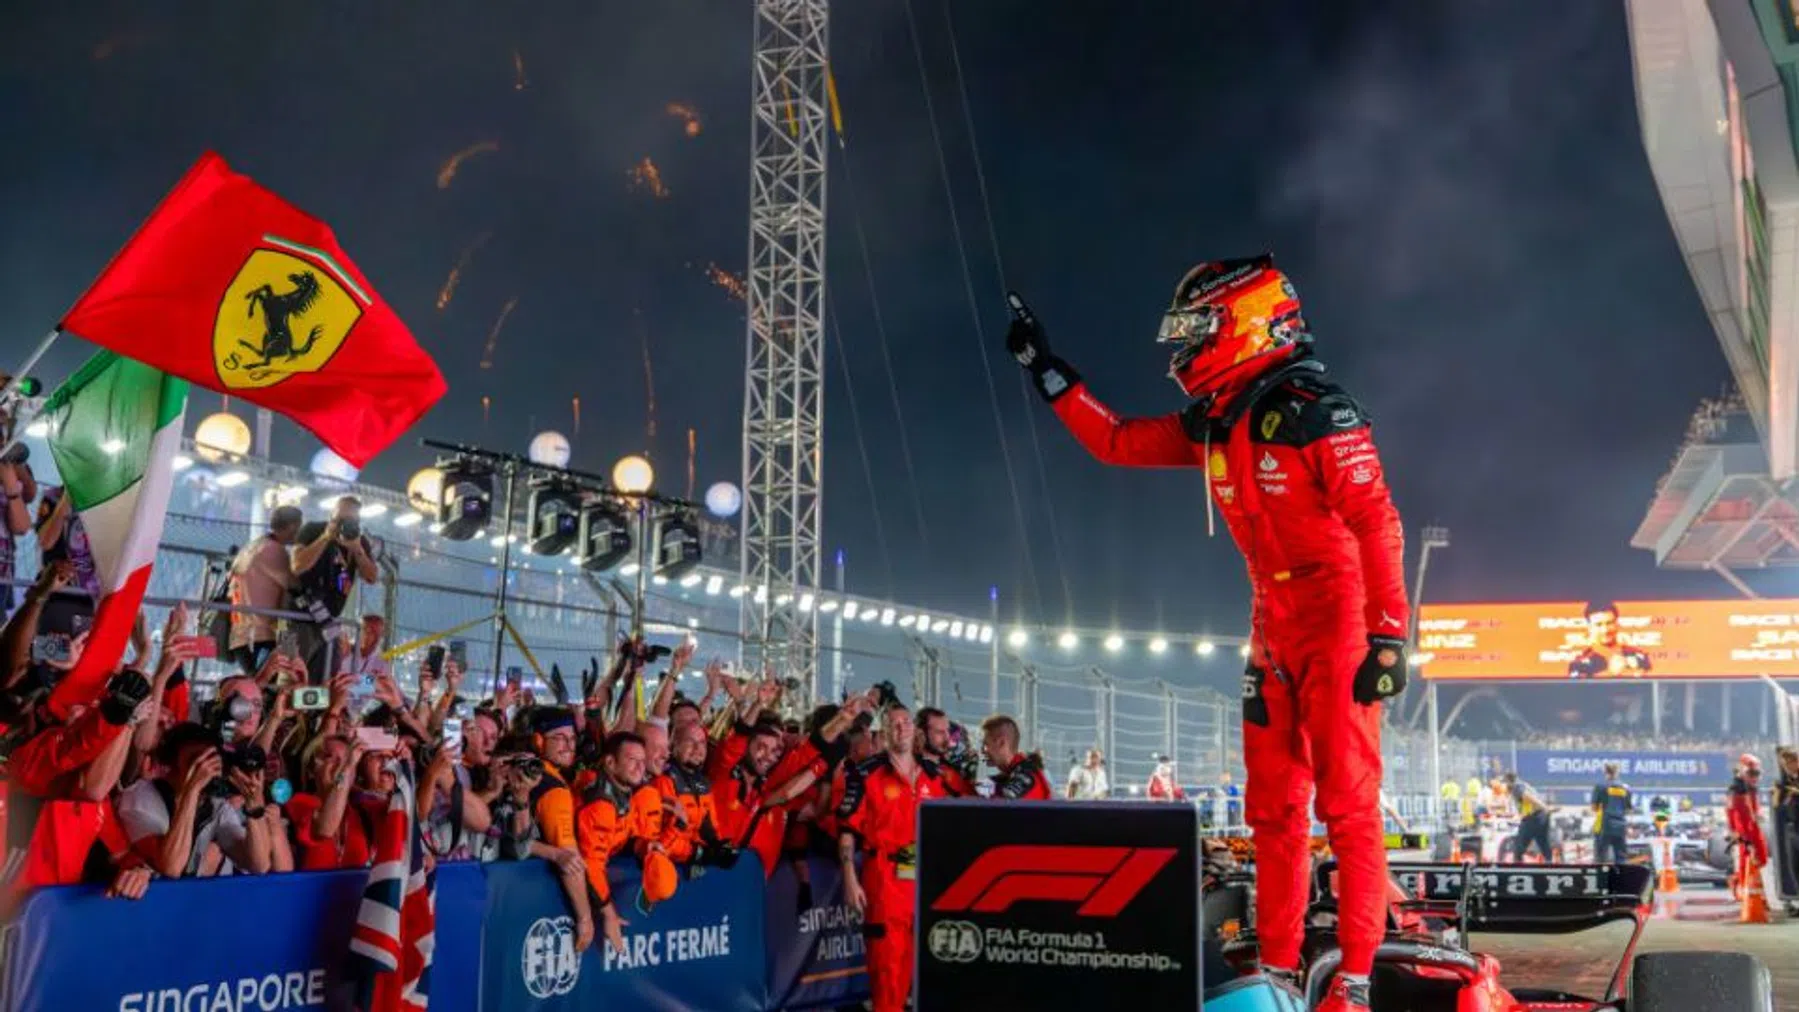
[1728,776,1767,878]
[837,754,953,1012]
[1051,354,1407,977]
[989,753,1052,800]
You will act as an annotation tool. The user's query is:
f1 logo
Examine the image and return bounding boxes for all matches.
[930,845,1176,917]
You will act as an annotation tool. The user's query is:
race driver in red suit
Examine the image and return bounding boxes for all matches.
[1727,754,1768,899]
[1007,255,1409,1012]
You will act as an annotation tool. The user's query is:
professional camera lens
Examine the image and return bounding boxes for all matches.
[226,695,255,723]
[340,517,361,540]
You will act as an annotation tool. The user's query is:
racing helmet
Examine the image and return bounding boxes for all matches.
[1159,254,1309,398]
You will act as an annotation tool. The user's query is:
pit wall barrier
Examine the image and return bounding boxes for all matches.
[0,857,867,1012]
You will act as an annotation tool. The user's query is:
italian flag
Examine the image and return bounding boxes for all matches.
[42,351,187,715]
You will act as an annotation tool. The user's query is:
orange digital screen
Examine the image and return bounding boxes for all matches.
[1417,599,1799,679]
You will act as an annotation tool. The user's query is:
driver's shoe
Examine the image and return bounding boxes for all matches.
[1317,974,1372,1012]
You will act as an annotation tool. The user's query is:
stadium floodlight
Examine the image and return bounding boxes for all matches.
[1149,637,1168,654]
[861,609,879,623]
[819,598,840,613]
[704,575,724,595]
[574,499,632,572]
[799,593,815,611]
[898,614,917,628]
[1058,631,1079,650]
[930,619,951,634]
[880,608,896,626]
[1238,644,1251,658]
[776,593,794,607]
[526,476,582,556]
[216,470,250,488]
[651,508,702,581]
[978,625,993,644]
[950,621,965,639]
[843,601,860,620]
[728,584,747,598]
[1008,629,1029,648]
[679,572,703,588]
[619,562,641,577]
[1196,641,1216,655]
[1104,634,1124,652]
[394,512,423,528]
[436,457,494,541]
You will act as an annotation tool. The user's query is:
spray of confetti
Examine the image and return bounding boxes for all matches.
[705,263,747,301]
[435,232,492,311]
[481,395,492,428]
[572,396,582,437]
[480,297,519,370]
[512,48,529,91]
[686,428,697,500]
[627,157,669,198]
[437,141,501,190]
[666,102,703,138]
[636,309,658,442]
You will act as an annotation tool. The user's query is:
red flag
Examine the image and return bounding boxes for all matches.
[61,152,445,467]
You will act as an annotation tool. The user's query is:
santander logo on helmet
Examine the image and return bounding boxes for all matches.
[1158,254,1310,398]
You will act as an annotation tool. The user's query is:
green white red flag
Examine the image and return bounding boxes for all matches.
[41,352,187,714]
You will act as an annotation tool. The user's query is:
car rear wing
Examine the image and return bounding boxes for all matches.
[1314,861,1655,935]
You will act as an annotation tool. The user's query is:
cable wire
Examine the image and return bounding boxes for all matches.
[837,142,935,556]
[900,0,1046,618]
[936,0,1076,621]
[827,296,898,595]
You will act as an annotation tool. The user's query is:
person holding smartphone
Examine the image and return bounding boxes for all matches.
[334,614,390,713]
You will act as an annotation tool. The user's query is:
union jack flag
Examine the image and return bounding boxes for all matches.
[348,761,437,1012]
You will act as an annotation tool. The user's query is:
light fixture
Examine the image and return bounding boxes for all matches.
[964,623,980,641]
[1149,637,1168,654]
[862,609,879,623]
[575,499,632,572]
[704,575,724,595]
[359,502,388,518]
[950,621,965,638]
[880,608,896,626]
[406,467,446,515]
[488,534,507,548]
[1058,631,1078,650]
[651,574,668,586]
[843,602,860,620]
[526,477,581,556]
[799,593,815,611]
[914,613,930,629]
[394,512,423,528]
[1008,629,1029,648]
[776,593,793,606]
[1104,634,1124,652]
[436,458,494,541]
[428,522,444,534]
[729,584,748,598]
[899,615,917,628]
[1238,644,1251,658]
[680,572,704,588]
[612,455,654,495]
[819,598,839,613]
[171,454,194,471]
[651,507,702,580]
[1196,641,1216,656]
[216,470,250,488]
[193,412,251,462]
[978,625,993,644]
[754,586,768,603]
[930,619,951,634]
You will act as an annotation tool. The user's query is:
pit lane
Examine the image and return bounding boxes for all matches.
[1478,914,1799,1010]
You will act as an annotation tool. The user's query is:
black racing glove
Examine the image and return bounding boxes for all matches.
[1241,662,1269,727]
[1352,636,1408,705]
[99,669,153,726]
[548,663,570,706]
[1005,292,1081,403]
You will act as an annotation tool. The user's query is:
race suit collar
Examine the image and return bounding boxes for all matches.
[1205,351,1325,428]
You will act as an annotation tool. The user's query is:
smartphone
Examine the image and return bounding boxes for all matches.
[291,685,330,711]
[355,727,398,753]
[277,627,299,659]
[505,666,523,692]
[425,644,446,676]
[441,716,464,752]
[30,634,70,666]
[448,640,467,668]
[173,634,218,659]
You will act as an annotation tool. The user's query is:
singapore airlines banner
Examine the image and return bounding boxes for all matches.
[1416,599,1799,680]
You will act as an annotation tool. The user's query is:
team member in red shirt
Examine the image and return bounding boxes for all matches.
[1008,257,1408,1011]
[978,715,1050,799]
[838,703,955,1012]
[1728,754,1768,898]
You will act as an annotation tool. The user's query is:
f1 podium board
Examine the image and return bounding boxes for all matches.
[916,799,1201,1011]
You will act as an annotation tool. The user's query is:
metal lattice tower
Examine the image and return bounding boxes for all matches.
[741,0,829,698]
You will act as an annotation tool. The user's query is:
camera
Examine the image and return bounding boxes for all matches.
[339,516,361,541]
[208,741,268,797]
[291,686,330,711]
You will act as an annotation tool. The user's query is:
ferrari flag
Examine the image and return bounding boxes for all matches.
[42,352,187,714]
[60,152,445,467]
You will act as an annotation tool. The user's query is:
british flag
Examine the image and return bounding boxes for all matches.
[348,761,437,1012]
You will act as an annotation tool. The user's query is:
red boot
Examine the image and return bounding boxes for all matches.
[1317,975,1372,1012]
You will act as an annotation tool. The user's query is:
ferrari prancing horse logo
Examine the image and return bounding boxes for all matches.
[214,241,365,390]
[1260,411,1281,440]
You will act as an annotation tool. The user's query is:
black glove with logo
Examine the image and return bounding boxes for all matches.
[1352,636,1408,705]
[99,668,153,726]
[1241,662,1270,727]
[1005,292,1081,403]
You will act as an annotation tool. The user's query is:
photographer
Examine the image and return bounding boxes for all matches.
[116,721,273,877]
[285,734,374,870]
[419,703,534,862]
[291,497,378,682]
[0,440,37,621]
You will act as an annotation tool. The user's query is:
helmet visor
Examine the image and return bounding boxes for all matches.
[1159,305,1224,378]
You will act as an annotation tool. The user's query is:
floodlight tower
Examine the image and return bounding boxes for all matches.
[741,0,829,699]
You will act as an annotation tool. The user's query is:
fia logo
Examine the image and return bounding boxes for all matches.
[927,920,983,963]
[522,916,582,998]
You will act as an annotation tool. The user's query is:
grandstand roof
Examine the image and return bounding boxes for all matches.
[1631,399,1799,569]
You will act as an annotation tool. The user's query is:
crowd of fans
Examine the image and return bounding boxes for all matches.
[1517,729,1762,753]
[0,489,1063,970]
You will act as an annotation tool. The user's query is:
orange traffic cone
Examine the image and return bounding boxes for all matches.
[1741,855,1770,924]
[1653,838,1679,918]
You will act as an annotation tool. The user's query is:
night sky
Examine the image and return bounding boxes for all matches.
[0,1,1757,642]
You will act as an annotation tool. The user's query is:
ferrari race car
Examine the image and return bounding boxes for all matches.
[1199,860,1773,1011]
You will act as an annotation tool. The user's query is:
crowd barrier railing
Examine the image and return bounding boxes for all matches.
[0,857,869,1012]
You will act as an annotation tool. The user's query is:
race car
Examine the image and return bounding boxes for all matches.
[1200,860,1774,1010]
